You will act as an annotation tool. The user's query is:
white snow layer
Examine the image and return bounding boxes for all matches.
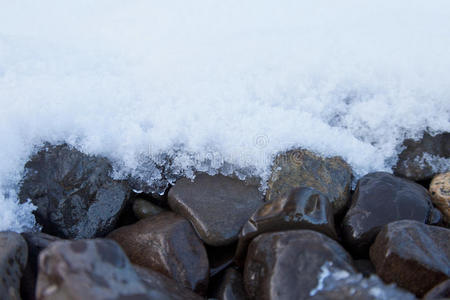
[0,0,449,231]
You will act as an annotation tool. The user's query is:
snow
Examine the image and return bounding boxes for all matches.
[1,0,450,231]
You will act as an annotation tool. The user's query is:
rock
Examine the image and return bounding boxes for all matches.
[134,265,203,300]
[20,232,60,300]
[0,232,28,300]
[244,230,356,300]
[207,243,236,277]
[394,132,450,181]
[369,220,450,297]
[423,279,450,299]
[36,238,196,300]
[342,172,432,255]
[108,212,209,294]
[168,173,264,246]
[216,268,246,300]
[430,172,450,223]
[265,149,352,215]
[309,262,416,300]
[19,144,130,239]
[235,187,337,265]
[133,198,165,219]
[353,259,376,278]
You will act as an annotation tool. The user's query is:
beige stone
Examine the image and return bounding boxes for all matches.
[430,172,450,223]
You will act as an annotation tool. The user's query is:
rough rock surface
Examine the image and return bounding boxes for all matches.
[370,220,450,297]
[107,212,209,294]
[244,230,355,300]
[19,144,130,239]
[235,187,337,264]
[168,173,264,246]
[394,132,450,181]
[343,172,432,255]
[0,231,28,300]
[265,149,352,215]
[133,198,165,219]
[430,172,450,223]
[216,268,246,300]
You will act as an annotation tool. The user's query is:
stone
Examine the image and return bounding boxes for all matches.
[430,172,450,223]
[19,144,130,239]
[168,173,264,246]
[370,220,450,297]
[133,198,165,219]
[207,243,236,277]
[36,238,194,300]
[394,132,449,181]
[0,231,28,300]
[235,187,337,265]
[216,268,246,300]
[244,230,356,300]
[21,232,60,300]
[423,279,450,299]
[107,212,209,294]
[343,172,432,255]
[309,262,416,300]
[265,149,352,215]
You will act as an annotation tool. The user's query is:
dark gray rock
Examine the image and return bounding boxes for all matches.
[216,268,246,300]
[394,132,450,181]
[0,231,28,300]
[133,198,165,219]
[244,230,355,300]
[423,279,450,299]
[343,172,432,255]
[370,220,450,297]
[265,149,352,215]
[235,187,337,265]
[19,144,130,239]
[108,212,209,295]
[168,173,264,246]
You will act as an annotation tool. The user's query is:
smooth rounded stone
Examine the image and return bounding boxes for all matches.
[244,230,356,300]
[168,173,264,246]
[216,268,246,300]
[235,187,337,265]
[133,198,165,219]
[430,172,450,223]
[0,232,28,300]
[369,220,450,297]
[36,238,183,300]
[423,279,450,300]
[21,232,60,300]
[265,149,352,215]
[19,144,130,239]
[134,265,203,300]
[308,262,416,300]
[107,212,209,294]
[342,172,432,255]
[394,132,450,181]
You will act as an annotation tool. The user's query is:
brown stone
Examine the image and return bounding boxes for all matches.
[430,172,450,223]
[132,198,165,220]
[216,268,246,300]
[107,212,209,294]
[423,279,450,300]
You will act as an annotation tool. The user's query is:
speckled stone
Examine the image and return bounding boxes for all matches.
[430,172,450,223]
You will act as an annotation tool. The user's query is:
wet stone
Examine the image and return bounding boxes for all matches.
[216,268,246,300]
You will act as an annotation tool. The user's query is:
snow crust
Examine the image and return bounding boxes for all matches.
[1,1,450,231]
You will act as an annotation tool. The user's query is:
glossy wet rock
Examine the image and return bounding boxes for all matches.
[107,212,209,294]
[133,198,165,219]
[244,230,355,300]
[0,231,28,300]
[394,132,450,181]
[168,173,264,246]
[430,172,450,223]
[19,144,130,239]
[235,187,337,265]
[343,172,432,255]
[215,268,246,300]
[265,149,352,215]
[370,220,450,297]
[423,279,450,300]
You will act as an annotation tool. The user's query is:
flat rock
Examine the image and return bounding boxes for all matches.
[244,230,355,300]
[423,279,450,299]
[0,231,28,300]
[216,268,246,300]
[107,212,209,294]
[394,132,450,181]
[370,220,450,297]
[265,149,352,215]
[133,198,165,219]
[168,173,264,246]
[235,187,337,265]
[430,172,450,223]
[343,172,432,255]
[19,144,130,239]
